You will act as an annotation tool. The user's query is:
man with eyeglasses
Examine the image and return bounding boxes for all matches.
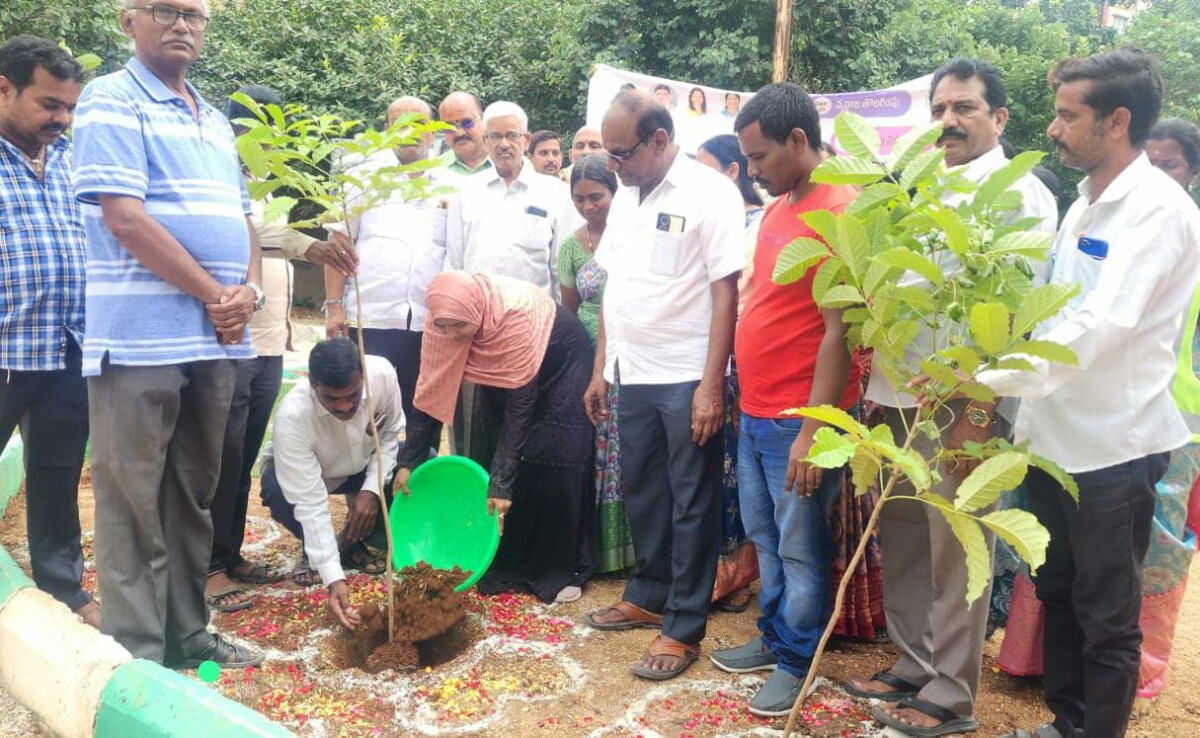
[445,100,568,297]
[72,0,264,669]
[581,90,743,681]
[437,90,491,184]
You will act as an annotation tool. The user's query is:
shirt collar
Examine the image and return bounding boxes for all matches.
[483,159,535,189]
[1077,151,1152,205]
[124,56,208,110]
[0,131,70,163]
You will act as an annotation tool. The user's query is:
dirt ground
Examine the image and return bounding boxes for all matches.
[1,475,1198,737]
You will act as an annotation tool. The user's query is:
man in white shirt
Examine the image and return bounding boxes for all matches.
[258,339,403,628]
[326,95,445,425]
[580,90,743,681]
[982,49,1200,738]
[444,101,568,297]
[847,59,1058,737]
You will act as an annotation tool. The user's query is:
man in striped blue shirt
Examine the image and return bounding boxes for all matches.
[73,0,264,668]
[0,36,97,629]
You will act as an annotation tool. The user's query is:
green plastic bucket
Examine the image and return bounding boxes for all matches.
[388,455,499,591]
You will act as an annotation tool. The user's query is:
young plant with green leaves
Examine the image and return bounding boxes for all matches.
[778,111,1080,736]
[231,94,450,639]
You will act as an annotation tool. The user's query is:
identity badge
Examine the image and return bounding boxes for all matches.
[655,212,686,234]
[1077,235,1108,260]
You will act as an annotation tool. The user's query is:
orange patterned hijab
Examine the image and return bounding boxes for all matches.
[413,271,557,425]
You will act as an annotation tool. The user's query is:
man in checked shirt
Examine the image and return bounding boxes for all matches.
[0,36,97,628]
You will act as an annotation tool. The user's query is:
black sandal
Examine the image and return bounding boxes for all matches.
[169,634,264,669]
[340,542,385,575]
[871,696,979,737]
[842,669,922,700]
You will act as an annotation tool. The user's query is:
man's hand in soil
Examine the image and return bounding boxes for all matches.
[328,580,361,630]
[488,497,512,534]
[344,491,381,543]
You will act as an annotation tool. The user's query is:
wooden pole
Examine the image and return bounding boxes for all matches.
[772,0,795,83]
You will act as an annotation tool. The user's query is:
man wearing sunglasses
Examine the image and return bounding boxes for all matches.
[72,0,264,670]
[437,90,491,183]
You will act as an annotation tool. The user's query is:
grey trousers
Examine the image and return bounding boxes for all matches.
[89,358,236,663]
[618,380,723,645]
[877,402,1004,718]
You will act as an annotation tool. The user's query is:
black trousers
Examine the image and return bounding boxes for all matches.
[0,338,90,611]
[209,355,283,574]
[348,327,422,424]
[1026,452,1170,738]
[618,380,723,645]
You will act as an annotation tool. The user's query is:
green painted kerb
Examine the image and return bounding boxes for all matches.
[0,544,33,610]
[0,434,23,520]
[96,660,294,737]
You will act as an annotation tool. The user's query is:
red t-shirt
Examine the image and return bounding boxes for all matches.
[735,184,862,418]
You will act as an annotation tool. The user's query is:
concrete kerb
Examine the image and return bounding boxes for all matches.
[0,438,294,737]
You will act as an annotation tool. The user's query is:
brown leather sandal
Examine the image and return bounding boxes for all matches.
[74,600,101,629]
[583,600,663,630]
[630,634,700,680]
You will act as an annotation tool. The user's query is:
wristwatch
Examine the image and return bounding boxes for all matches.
[245,281,265,312]
[964,402,993,429]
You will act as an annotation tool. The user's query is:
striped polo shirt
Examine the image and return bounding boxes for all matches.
[72,57,254,376]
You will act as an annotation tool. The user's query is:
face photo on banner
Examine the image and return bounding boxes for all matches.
[586,64,932,156]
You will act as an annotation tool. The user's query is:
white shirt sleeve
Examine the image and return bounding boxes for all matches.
[702,181,748,282]
[271,414,345,587]
[979,207,1191,399]
[361,367,403,495]
[444,193,466,270]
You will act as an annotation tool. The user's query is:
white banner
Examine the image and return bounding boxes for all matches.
[586,64,934,156]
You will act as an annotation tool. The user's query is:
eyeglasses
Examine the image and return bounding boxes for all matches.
[484,131,527,144]
[132,5,210,31]
[606,137,648,165]
[450,118,476,131]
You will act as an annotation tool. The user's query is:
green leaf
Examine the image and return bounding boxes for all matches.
[899,146,944,191]
[807,427,856,469]
[942,345,982,374]
[883,285,935,312]
[834,112,882,159]
[874,247,944,285]
[979,508,1050,572]
[974,150,1045,209]
[789,405,869,437]
[847,182,904,216]
[929,206,971,256]
[1012,283,1079,337]
[75,53,102,72]
[811,259,843,303]
[799,210,839,244]
[959,381,997,403]
[811,155,888,186]
[773,237,830,285]
[887,319,920,349]
[260,196,297,226]
[833,214,871,281]
[919,494,992,605]
[1029,453,1081,504]
[969,302,1011,355]
[849,447,882,492]
[987,230,1054,260]
[876,442,933,491]
[821,284,866,308]
[1008,343,1076,372]
[918,357,961,388]
[888,121,943,174]
[994,357,1037,372]
[954,451,1030,513]
[863,261,895,296]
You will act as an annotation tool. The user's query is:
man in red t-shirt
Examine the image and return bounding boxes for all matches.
[708,82,860,716]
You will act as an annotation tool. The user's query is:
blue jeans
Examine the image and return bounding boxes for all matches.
[738,413,841,677]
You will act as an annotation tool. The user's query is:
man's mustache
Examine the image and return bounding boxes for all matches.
[937,128,967,144]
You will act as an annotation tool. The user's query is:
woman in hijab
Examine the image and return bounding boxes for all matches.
[394,271,596,604]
